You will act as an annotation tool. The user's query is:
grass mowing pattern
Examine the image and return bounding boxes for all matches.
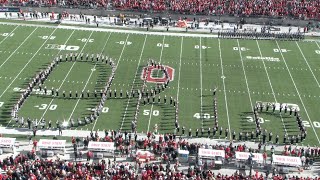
[0,24,319,146]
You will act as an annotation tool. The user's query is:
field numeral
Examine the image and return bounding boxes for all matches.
[39,36,56,40]
[246,116,266,123]
[315,50,320,54]
[102,107,109,113]
[0,102,3,107]
[117,41,132,45]
[39,104,57,111]
[1,33,14,37]
[78,38,94,43]
[302,121,320,128]
[195,45,210,49]
[143,109,159,116]
[274,49,288,53]
[193,113,211,119]
[233,47,247,51]
[157,43,169,48]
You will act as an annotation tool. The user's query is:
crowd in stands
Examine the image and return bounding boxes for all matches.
[1,0,320,20]
[1,130,317,179]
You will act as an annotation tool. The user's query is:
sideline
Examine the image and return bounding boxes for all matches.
[1,21,319,41]
[0,21,220,38]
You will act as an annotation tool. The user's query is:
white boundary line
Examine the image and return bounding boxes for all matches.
[275,41,320,144]
[67,32,113,122]
[256,40,287,134]
[176,37,183,102]
[0,27,59,99]
[199,37,204,127]
[147,36,166,132]
[37,31,94,124]
[236,39,254,109]
[92,34,130,130]
[119,35,148,131]
[0,22,219,38]
[0,27,38,69]
[218,39,231,139]
[3,21,320,40]
[0,25,19,46]
[315,42,320,50]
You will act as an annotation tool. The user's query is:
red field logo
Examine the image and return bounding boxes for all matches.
[141,65,174,83]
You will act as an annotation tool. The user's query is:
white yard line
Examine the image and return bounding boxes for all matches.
[276,41,320,144]
[236,39,254,109]
[315,42,320,50]
[218,39,231,139]
[92,34,130,130]
[256,40,287,134]
[119,35,148,131]
[3,26,61,127]
[37,31,94,124]
[0,25,19,46]
[199,37,204,128]
[0,27,59,99]
[176,37,183,102]
[67,32,113,122]
[147,36,166,132]
[296,42,320,88]
[0,27,38,69]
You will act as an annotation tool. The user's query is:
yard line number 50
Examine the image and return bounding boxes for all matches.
[143,109,159,116]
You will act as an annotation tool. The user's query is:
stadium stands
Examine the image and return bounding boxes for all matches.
[0,132,317,179]
[2,0,319,20]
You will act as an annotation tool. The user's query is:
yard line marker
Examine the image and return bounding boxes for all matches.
[199,37,204,128]
[256,40,287,134]
[147,36,166,133]
[69,32,114,123]
[296,42,320,88]
[0,25,19,46]
[4,27,64,127]
[276,41,320,144]
[120,35,148,132]
[0,28,38,69]
[0,27,57,100]
[218,39,231,139]
[34,30,79,124]
[236,39,254,113]
[93,34,129,131]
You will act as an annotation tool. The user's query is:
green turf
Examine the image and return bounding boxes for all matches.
[0,23,320,146]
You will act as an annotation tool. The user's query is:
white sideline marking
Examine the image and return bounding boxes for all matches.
[119,34,148,131]
[276,41,320,144]
[0,27,38,69]
[147,36,166,132]
[218,39,231,139]
[69,32,113,124]
[256,40,287,134]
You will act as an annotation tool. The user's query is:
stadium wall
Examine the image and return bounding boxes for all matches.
[20,7,317,27]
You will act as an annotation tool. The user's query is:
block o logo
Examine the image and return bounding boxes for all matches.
[141,65,174,83]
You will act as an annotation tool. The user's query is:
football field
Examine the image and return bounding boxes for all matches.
[0,23,320,146]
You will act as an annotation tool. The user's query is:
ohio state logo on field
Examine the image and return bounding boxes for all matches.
[141,65,175,83]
